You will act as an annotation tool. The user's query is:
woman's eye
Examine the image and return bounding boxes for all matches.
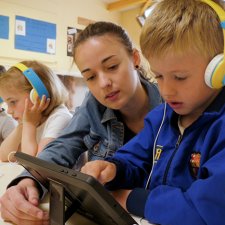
[175,76,186,81]
[86,75,95,81]
[108,64,119,70]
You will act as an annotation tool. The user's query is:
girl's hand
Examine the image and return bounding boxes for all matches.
[23,95,50,127]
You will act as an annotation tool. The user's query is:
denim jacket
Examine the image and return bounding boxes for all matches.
[8,78,162,193]
[34,78,162,169]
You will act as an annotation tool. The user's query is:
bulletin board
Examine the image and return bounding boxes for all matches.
[67,27,81,57]
[0,15,9,39]
[15,15,56,54]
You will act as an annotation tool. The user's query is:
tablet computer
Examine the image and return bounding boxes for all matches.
[14,152,138,225]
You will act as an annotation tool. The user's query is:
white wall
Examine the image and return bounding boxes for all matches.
[121,7,142,48]
[0,0,121,76]
[0,0,144,107]
[0,0,123,107]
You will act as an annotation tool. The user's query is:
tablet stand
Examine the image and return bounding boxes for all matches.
[49,179,81,225]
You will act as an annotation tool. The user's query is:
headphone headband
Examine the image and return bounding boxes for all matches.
[201,0,225,20]
[14,63,50,99]
[201,0,225,89]
[201,0,225,52]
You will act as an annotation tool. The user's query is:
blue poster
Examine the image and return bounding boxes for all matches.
[0,15,9,39]
[15,16,56,54]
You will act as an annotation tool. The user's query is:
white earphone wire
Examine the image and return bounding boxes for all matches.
[145,102,167,190]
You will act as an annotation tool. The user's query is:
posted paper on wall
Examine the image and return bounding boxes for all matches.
[15,16,56,54]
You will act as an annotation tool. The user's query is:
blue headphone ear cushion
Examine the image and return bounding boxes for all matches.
[205,54,223,88]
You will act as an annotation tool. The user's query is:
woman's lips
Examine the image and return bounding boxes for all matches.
[105,91,120,101]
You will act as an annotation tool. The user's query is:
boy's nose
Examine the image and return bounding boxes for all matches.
[160,82,177,98]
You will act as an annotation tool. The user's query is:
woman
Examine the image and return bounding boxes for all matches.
[40,21,162,167]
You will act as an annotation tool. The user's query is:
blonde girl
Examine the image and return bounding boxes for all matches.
[0,60,72,161]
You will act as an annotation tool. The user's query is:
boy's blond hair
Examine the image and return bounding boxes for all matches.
[140,0,224,61]
[0,60,68,116]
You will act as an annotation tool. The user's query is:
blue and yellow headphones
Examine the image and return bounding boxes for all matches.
[202,0,225,89]
[0,63,50,103]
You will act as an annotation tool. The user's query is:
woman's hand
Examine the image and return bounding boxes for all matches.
[0,178,49,225]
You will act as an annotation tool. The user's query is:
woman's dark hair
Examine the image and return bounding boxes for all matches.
[73,21,148,80]
[0,65,6,74]
[74,21,133,59]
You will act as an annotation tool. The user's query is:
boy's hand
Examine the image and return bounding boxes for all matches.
[23,95,50,127]
[111,189,132,210]
[81,160,116,184]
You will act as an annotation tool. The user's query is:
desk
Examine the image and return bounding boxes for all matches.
[0,163,152,225]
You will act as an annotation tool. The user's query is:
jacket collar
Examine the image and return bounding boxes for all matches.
[205,88,225,113]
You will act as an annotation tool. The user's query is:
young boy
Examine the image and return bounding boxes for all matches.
[81,0,225,224]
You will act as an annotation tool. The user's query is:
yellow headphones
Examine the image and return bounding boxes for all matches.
[201,0,225,89]
[14,63,50,103]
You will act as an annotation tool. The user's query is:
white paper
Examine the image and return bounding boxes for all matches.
[47,38,56,54]
[67,28,77,35]
[15,20,26,36]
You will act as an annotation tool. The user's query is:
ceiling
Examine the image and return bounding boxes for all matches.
[101,0,152,13]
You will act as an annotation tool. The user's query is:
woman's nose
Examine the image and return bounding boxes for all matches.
[99,74,112,88]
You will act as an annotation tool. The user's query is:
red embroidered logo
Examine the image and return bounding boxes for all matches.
[190,152,201,178]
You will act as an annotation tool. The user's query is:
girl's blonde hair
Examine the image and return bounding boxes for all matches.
[0,60,68,116]
[140,0,224,61]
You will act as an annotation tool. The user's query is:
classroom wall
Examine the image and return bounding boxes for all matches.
[121,7,154,81]
[121,7,142,49]
[0,0,121,76]
[0,0,143,108]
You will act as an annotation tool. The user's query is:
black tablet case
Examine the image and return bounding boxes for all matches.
[15,152,138,225]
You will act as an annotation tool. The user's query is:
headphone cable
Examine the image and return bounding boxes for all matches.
[145,102,167,190]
